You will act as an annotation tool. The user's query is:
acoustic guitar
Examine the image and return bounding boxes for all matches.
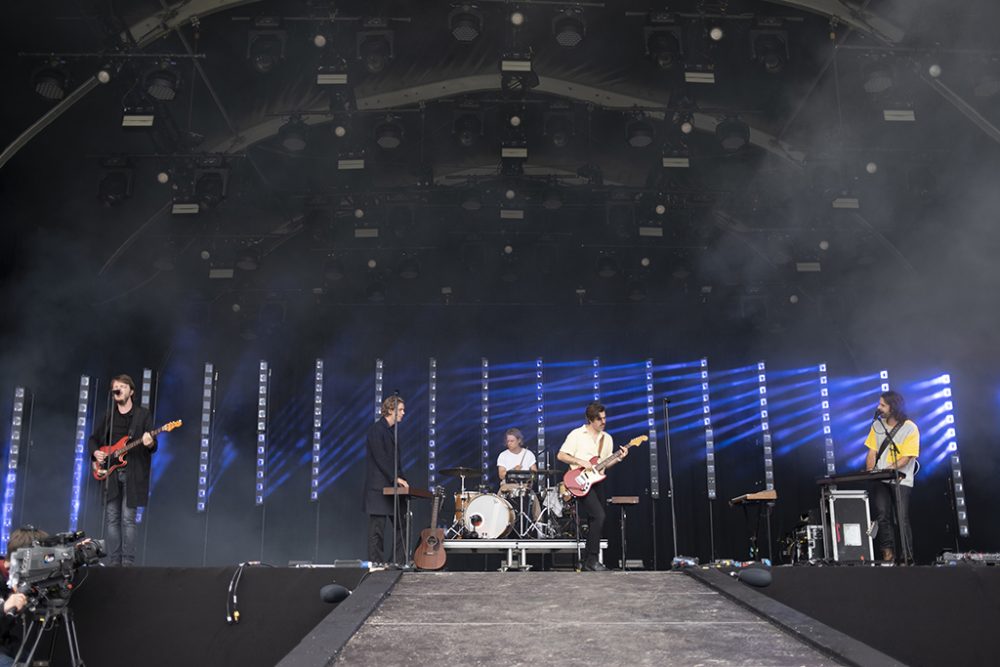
[413,486,447,570]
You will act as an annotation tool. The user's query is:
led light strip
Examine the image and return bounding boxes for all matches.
[818,363,836,475]
[375,359,384,419]
[310,359,323,502]
[757,361,774,491]
[536,358,545,469]
[646,359,659,499]
[197,363,216,512]
[701,358,716,501]
[255,361,270,506]
[69,375,91,531]
[938,375,969,538]
[481,357,490,483]
[428,358,437,487]
[140,368,153,409]
[1,387,27,553]
[592,357,600,401]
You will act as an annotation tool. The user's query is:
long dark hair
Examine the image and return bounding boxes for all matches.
[881,390,909,424]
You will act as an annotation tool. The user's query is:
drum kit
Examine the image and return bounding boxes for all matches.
[439,466,577,540]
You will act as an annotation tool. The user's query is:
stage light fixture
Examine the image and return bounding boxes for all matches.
[255,361,271,505]
[357,23,394,74]
[236,246,261,271]
[428,359,438,486]
[709,26,724,41]
[553,10,585,48]
[1,387,27,553]
[863,62,894,94]
[544,112,573,148]
[279,117,309,151]
[454,112,482,148]
[716,117,749,153]
[247,17,286,74]
[645,26,683,71]
[144,62,181,101]
[316,55,349,85]
[373,116,403,149]
[510,11,525,26]
[194,167,229,209]
[500,53,539,94]
[752,31,789,75]
[450,5,483,42]
[122,106,155,128]
[69,375,91,531]
[97,157,134,207]
[31,59,69,100]
[626,116,655,148]
[596,255,619,278]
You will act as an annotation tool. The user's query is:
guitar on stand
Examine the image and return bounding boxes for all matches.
[562,435,648,498]
[92,420,183,480]
[413,486,447,570]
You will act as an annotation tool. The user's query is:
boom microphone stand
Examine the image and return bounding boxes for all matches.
[390,390,402,567]
[662,399,679,563]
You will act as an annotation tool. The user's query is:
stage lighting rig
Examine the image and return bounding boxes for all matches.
[97,157,134,207]
[450,5,483,42]
[544,106,574,149]
[751,28,789,75]
[194,156,230,209]
[500,52,539,95]
[247,16,286,74]
[553,9,585,48]
[357,19,394,74]
[626,114,655,148]
[373,115,404,150]
[143,60,181,101]
[31,59,70,100]
[279,117,310,152]
[454,108,483,148]
[644,20,683,71]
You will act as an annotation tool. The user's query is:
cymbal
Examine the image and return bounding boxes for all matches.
[505,469,563,478]
[439,467,484,478]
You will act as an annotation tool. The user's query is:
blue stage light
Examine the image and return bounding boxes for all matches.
[196,363,217,512]
[1,387,27,553]
[69,376,91,531]
[310,359,323,501]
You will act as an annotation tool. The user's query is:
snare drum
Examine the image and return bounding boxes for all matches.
[463,493,515,539]
[543,486,565,518]
[453,491,480,524]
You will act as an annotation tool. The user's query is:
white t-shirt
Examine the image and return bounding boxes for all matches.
[497,448,537,473]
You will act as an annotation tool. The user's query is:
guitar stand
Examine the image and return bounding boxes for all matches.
[15,600,85,667]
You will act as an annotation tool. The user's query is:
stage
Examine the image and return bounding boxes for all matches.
[28,562,997,666]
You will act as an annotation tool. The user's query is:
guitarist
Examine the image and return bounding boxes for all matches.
[89,374,157,567]
[556,402,628,572]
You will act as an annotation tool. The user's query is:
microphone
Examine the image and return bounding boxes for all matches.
[319,584,351,604]
[112,388,123,397]
[872,408,881,421]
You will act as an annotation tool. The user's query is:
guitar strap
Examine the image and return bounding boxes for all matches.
[875,421,904,463]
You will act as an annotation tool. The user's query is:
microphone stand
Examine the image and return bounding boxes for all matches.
[877,417,913,564]
[662,399,678,564]
[390,391,402,567]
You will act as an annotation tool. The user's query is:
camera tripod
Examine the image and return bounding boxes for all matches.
[14,595,85,667]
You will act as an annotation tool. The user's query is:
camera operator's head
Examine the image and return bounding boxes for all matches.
[5,527,48,566]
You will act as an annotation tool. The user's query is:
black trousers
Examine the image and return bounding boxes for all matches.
[578,484,607,559]
[871,482,913,562]
[367,511,406,564]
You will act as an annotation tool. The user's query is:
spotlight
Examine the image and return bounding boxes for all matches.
[461,189,482,211]
[279,117,309,152]
[313,33,328,48]
[96,67,113,84]
[644,26,683,71]
[542,187,563,210]
[679,116,694,134]
[751,31,789,75]
[97,157,133,207]
[357,23,394,74]
[510,11,525,27]
[862,62,894,94]
[374,116,403,149]
[553,11,585,48]
[144,62,181,101]
[626,116,655,148]
[709,26,724,41]
[156,170,170,184]
[247,18,286,74]
[236,246,260,271]
[596,255,619,279]
[544,112,573,148]
[866,161,878,174]
[454,112,482,148]
[194,167,229,209]
[31,60,70,100]
[716,117,749,153]
[450,6,483,42]
[928,63,942,78]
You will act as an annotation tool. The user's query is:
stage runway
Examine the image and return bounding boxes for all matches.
[336,571,841,666]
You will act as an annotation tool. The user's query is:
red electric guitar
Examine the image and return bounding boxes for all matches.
[413,486,447,571]
[562,435,648,497]
[92,420,182,481]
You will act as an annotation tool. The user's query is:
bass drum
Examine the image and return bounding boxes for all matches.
[463,493,515,539]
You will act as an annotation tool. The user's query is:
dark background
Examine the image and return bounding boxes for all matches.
[1,0,999,566]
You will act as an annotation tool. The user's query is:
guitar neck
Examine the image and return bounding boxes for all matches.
[594,438,644,473]
[429,494,442,527]
[118,425,167,453]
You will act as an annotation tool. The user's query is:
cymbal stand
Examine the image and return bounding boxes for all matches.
[444,473,469,538]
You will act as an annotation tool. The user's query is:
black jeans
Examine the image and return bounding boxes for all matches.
[871,482,913,562]
[367,512,406,564]
[578,484,607,560]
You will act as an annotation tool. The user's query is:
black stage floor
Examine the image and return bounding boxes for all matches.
[335,571,841,666]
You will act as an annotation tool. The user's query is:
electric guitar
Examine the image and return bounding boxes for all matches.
[413,486,447,571]
[562,435,648,497]
[92,420,182,481]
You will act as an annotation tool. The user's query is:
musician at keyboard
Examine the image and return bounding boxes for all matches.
[864,391,920,564]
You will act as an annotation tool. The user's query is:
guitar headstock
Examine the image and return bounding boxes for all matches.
[627,435,649,448]
[163,420,183,432]
[434,485,446,497]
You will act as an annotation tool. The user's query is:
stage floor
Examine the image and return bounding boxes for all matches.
[335,571,842,666]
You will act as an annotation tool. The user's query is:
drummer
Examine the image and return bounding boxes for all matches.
[497,428,538,486]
